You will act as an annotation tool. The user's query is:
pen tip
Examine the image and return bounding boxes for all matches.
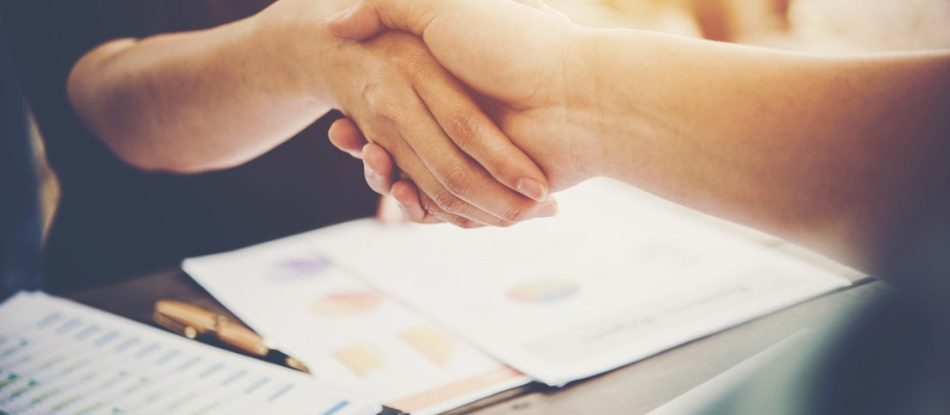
[286,357,311,374]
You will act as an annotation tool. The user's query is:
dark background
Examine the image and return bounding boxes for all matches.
[1,0,377,293]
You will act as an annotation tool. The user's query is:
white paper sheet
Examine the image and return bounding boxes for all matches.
[183,246,528,415]
[0,292,379,415]
[304,179,853,386]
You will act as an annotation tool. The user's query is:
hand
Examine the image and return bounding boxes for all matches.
[256,0,557,227]
[325,0,602,220]
[322,0,950,283]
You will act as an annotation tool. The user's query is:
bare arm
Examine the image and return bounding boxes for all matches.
[576,30,950,271]
[67,16,321,173]
[66,0,555,227]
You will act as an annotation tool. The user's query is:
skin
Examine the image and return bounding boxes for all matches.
[326,0,950,275]
[66,0,557,228]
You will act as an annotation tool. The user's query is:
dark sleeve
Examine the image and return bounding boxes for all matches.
[0,35,42,298]
[1,1,377,292]
[0,0,266,172]
[1,1,125,174]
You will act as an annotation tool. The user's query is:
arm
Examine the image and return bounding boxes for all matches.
[327,0,950,273]
[68,0,553,227]
[571,31,950,271]
[68,17,315,174]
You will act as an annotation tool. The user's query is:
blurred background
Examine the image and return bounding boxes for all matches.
[29,0,950,241]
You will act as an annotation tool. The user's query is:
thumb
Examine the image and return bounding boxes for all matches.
[325,3,383,40]
[326,0,442,40]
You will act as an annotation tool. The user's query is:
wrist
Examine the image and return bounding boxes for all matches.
[557,26,615,180]
[249,1,349,110]
[566,28,682,182]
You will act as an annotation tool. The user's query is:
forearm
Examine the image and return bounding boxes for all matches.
[67,14,331,173]
[575,29,950,270]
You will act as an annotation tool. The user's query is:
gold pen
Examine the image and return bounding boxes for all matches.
[153,300,311,374]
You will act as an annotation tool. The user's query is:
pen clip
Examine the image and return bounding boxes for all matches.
[152,311,199,339]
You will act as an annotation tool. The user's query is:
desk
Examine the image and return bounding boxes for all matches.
[68,270,884,415]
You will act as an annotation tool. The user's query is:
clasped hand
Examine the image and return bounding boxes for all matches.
[321,0,596,227]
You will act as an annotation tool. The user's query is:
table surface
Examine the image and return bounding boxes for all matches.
[67,269,884,415]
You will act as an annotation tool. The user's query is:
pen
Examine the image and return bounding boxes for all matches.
[153,299,311,374]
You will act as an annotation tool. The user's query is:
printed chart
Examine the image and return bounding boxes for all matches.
[184,244,528,415]
[311,179,855,386]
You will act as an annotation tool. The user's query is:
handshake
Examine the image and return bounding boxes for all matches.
[64,0,950,276]
[260,0,950,276]
[321,0,603,228]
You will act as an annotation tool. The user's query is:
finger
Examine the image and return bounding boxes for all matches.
[328,118,368,158]
[362,143,396,194]
[392,173,555,226]
[398,148,516,227]
[391,180,441,224]
[351,76,519,226]
[375,195,404,224]
[413,66,550,202]
[391,179,480,228]
[377,88,540,224]
[373,121,515,226]
[417,191,485,228]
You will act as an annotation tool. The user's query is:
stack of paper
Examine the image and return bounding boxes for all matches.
[183,247,528,415]
[185,179,853,394]
[0,292,379,415]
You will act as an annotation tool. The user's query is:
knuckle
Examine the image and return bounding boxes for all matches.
[432,191,464,214]
[363,84,403,123]
[446,115,480,148]
[419,193,437,211]
[399,50,431,77]
[419,194,445,218]
[499,202,531,223]
[440,169,472,196]
[381,37,431,75]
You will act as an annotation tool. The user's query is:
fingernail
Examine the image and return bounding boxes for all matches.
[394,203,412,223]
[397,195,426,222]
[516,178,549,202]
[535,199,559,218]
[364,166,377,179]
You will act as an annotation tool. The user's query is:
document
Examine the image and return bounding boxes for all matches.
[0,292,380,415]
[303,179,854,386]
[183,249,528,415]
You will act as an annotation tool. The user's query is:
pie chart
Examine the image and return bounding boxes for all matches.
[507,278,579,304]
[312,292,383,317]
[272,256,330,278]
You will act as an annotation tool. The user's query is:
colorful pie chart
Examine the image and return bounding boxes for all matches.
[274,256,330,277]
[507,278,579,304]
